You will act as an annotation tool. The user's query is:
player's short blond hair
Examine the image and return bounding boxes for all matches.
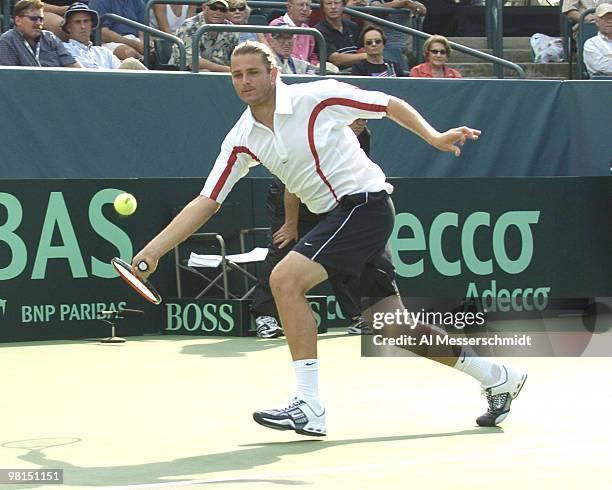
[232,41,280,71]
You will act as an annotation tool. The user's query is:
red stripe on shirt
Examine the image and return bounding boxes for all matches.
[209,146,260,201]
[307,98,387,202]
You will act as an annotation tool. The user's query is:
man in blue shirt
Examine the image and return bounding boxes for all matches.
[0,0,81,67]
[89,0,146,60]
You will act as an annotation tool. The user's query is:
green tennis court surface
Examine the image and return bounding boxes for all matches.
[1,331,611,489]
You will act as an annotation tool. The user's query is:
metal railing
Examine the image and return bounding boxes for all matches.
[247,1,522,77]
[344,4,525,78]
[142,0,340,68]
[576,7,595,80]
[347,4,422,60]
[144,0,204,67]
[95,13,187,70]
[414,14,425,64]
[485,0,504,77]
[111,0,523,77]
[248,1,423,60]
[190,24,327,73]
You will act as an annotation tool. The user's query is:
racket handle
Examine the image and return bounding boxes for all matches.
[137,261,149,272]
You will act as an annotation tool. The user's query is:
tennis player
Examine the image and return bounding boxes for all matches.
[133,41,527,436]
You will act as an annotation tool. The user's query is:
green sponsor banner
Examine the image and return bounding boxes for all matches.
[386,177,611,303]
[164,299,252,336]
[163,297,329,336]
[0,177,610,342]
[0,179,253,341]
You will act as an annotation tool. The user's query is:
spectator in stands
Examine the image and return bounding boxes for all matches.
[150,2,196,34]
[583,3,612,76]
[351,25,404,76]
[315,0,366,69]
[267,29,317,74]
[0,0,81,67]
[62,3,147,70]
[369,0,426,73]
[227,0,266,44]
[270,0,319,65]
[409,34,461,78]
[169,0,239,71]
[562,0,597,25]
[89,0,146,60]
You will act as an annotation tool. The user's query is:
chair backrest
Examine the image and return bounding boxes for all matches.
[560,7,572,61]
[152,39,179,70]
[0,0,11,34]
[247,14,268,26]
[266,9,287,23]
[578,11,598,79]
[582,21,598,42]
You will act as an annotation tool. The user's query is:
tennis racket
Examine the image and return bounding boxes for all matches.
[111,257,162,305]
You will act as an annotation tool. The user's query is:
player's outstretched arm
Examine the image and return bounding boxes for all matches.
[386,97,481,157]
[132,195,221,277]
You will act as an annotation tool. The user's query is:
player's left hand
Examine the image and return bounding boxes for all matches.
[432,127,481,157]
[273,223,299,249]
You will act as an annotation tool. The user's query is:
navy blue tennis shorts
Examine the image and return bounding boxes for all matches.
[293,190,399,301]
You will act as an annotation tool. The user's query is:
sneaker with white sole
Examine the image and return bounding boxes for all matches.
[477,365,527,427]
[347,316,373,335]
[255,315,283,338]
[253,397,326,436]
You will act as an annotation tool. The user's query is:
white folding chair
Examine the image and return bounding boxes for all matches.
[174,228,270,299]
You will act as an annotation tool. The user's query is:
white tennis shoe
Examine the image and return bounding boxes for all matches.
[253,397,326,436]
[255,316,283,338]
[477,365,527,426]
[346,316,373,335]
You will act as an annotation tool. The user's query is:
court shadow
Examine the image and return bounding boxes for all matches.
[0,336,178,349]
[6,427,501,488]
[179,331,351,358]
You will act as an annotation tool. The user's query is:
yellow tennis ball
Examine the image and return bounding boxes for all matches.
[114,193,137,216]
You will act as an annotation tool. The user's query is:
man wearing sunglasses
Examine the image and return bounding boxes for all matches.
[0,0,81,66]
[267,28,318,74]
[169,0,239,71]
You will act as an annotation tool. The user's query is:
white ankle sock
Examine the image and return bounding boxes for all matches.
[293,359,322,412]
[454,351,503,386]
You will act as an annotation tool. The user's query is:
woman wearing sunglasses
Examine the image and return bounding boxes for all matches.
[351,25,404,77]
[227,0,267,44]
[410,34,462,78]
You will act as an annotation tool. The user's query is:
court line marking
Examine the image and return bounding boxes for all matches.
[98,442,610,489]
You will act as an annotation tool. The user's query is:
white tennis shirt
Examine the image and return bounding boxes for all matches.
[201,79,394,214]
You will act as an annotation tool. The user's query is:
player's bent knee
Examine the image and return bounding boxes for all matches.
[270,266,305,298]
